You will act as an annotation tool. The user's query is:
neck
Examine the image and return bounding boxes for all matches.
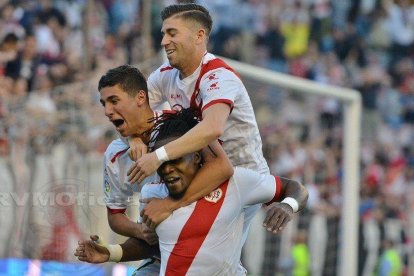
[179,50,206,79]
[133,107,155,144]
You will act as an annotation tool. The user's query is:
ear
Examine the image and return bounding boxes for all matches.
[193,151,202,166]
[135,90,147,106]
[195,29,206,45]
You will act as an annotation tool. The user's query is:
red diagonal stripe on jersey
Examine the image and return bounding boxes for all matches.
[165,180,229,276]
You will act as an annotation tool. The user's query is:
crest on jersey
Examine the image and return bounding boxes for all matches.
[204,188,223,203]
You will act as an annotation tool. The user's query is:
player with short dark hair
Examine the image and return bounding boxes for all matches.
[75,108,308,275]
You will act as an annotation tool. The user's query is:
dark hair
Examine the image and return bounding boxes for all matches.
[98,65,148,99]
[149,106,200,152]
[161,4,213,36]
[2,32,18,45]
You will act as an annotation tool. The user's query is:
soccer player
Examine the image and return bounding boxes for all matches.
[98,65,233,274]
[128,3,279,231]
[125,8,291,271]
[75,109,308,275]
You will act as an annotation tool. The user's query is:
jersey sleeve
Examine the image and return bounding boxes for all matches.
[148,70,167,111]
[103,154,133,214]
[232,167,283,207]
[199,68,240,113]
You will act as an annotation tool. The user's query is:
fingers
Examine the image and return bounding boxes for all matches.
[74,244,89,262]
[128,149,137,161]
[263,206,293,234]
[127,163,140,183]
[137,173,147,184]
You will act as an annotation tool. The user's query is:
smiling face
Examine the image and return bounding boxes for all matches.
[161,16,206,77]
[156,137,201,199]
[99,85,143,137]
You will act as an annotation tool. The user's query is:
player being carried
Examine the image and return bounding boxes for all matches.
[98,65,233,274]
[75,108,308,275]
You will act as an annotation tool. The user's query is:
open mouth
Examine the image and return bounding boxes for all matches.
[112,119,124,128]
[166,49,175,56]
[164,176,180,185]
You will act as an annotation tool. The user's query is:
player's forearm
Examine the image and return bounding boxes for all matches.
[280,177,308,211]
[107,212,140,238]
[164,120,220,161]
[163,104,230,161]
[174,141,234,208]
[120,238,159,262]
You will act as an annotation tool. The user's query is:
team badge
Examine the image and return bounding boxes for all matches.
[204,188,223,203]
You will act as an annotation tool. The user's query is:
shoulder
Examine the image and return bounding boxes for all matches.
[231,167,266,185]
[141,182,168,199]
[104,138,129,160]
[200,54,240,83]
[149,62,177,80]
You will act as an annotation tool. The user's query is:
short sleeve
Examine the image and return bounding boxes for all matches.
[148,70,167,111]
[199,68,240,112]
[232,167,282,207]
[103,156,133,213]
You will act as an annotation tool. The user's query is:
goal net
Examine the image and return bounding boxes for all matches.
[221,57,362,276]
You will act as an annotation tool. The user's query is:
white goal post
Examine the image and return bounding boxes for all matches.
[220,57,362,276]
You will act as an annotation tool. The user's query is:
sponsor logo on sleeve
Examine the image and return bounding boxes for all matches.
[207,82,219,92]
[207,73,218,81]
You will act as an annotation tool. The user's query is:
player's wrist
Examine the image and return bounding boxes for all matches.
[165,197,181,211]
[135,223,144,239]
[107,244,123,262]
[155,146,169,163]
[281,197,299,213]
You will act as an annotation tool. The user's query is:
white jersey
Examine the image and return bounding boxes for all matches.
[148,52,269,174]
[103,139,159,213]
[140,168,283,276]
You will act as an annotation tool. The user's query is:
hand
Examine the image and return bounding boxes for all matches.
[263,202,294,234]
[127,152,161,183]
[74,235,110,263]
[128,138,147,161]
[136,223,159,245]
[140,197,177,230]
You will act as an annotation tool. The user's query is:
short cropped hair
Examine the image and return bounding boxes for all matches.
[149,106,201,152]
[161,4,213,36]
[98,65,148,100]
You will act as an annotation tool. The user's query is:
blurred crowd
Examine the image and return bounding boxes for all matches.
[1,0,414,275]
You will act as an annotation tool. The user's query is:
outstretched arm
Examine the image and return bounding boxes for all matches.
[140,139,234,229]
[75,235,159,263]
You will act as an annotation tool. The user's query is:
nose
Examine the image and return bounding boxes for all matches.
[160,161,175,176]
[104,103,113,118]
[161,35,169,47]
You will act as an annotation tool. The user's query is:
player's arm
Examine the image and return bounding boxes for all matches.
[235,169,308,233]
[140,139,234,229]
[263,176,308,233]
[75,235,159,263]
[128,103,230,181]
[104,153,157,244]
[107,210,157,245]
